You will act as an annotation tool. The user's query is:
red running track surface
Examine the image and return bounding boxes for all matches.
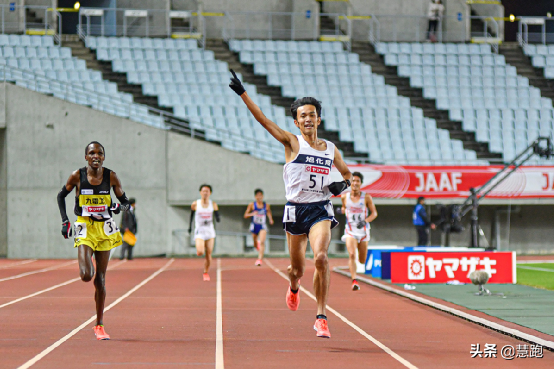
[0,258,552,369]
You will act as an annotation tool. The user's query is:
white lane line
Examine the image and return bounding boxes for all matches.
[0,260,37,269]
[517,265,554,273]
[17,258,174,369]
[333,266,554,350]
[216,258,224,369]
[265,260,418,369]
[517,260,554,264]
[0,260,77,282]
[0,260,127,310]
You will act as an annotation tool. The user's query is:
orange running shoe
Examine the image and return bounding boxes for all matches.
[93,325,110,340]
[352,280,360,291]
[255,259,262,266]
[313,319,331,338]
[203,273,210,281]
[286,285,300,311]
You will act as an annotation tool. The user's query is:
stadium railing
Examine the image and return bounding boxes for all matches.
[171,230,347,257]
[518,17,554,46]
[0,4,61,44]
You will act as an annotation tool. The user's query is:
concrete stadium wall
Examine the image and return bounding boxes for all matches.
[2,83,285,258]
[0,128,7,257]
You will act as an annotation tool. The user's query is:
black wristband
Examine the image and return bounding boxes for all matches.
[214,210,221,222]
[57,185,71,222]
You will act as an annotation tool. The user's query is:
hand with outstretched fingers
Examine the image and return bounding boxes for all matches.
[229,69,246,96]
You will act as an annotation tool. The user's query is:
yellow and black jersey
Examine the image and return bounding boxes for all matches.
[74,167,113,221]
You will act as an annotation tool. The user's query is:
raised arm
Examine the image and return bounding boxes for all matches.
[365,194,378,223]
[229,70,296,147]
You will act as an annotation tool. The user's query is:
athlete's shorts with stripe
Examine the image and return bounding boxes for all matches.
[249,223,267,235]
[283,200,338,236]
[341,226,370,243]
[74,216,123,252]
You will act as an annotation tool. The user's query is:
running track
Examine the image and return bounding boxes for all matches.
[0,258,552,369]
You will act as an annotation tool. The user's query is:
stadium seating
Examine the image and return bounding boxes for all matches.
[0,34,164,129]
[524,44,554,79]
[377,42,554,164]
[230,39,487,165]
[88,36,286,163]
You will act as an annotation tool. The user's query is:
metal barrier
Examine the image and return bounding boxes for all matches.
[518,17,554,46]
[171,230,347,256]
[0,62,280,158]
[77,7,205,47]
[0,4,60,44]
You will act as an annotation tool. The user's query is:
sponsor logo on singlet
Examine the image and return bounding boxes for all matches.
[85,206,107,213]
[99,191,109,194]
[306,166,330,175]
[81,189,93,195]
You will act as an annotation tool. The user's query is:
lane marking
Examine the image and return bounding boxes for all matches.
[265,260,418,369]
[0,259,37,269]
[517,265,554,273]
[17,258,174,369]
[0,260,77,282]
[333,266,554,350]
[216,258,224,369]
[517,260,554,264]
[0,260,127,310]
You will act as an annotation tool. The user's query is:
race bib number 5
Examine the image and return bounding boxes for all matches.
[74,222,87,239]
[103,218,119,236]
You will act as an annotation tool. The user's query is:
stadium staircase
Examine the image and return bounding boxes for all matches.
[64,34,194,135]
[207,38,364,158]
[499,42,554,100]
[350,41,503,163]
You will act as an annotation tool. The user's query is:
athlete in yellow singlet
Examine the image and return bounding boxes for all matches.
[57,141,131,340]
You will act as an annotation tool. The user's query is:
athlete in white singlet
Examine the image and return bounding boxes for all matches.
[340,172,378,290]
[189,184,220,281]
[230,71,352,339]
[244,189,274,266]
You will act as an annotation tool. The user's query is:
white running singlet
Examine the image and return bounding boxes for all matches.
[283,135,335,203]
[343,192,370,242]
[194,199,216,240]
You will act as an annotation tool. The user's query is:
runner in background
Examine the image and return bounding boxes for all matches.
[244,189,274,266]
[340,172,377,291]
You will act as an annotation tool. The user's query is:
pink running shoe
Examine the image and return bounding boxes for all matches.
[286,285,300,311]
[352,280,360,291]
[203,273,210,282]
[255,259,262,266]
[313,319,331,338]
[93,325,110,340]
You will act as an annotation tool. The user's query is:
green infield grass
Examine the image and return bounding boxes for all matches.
[517,263,554,290]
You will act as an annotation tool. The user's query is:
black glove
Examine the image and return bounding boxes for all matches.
[229,69,246,96]
[61,220,73,239]
[188,227,192,234]
[356,220,366,229]
[328,180,350,196]
[110,203,129,214]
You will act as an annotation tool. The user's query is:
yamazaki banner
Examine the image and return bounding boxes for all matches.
[390,252,516,284]
[329,165,554,199]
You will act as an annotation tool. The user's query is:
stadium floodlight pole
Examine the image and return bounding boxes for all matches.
[448,137,553,248]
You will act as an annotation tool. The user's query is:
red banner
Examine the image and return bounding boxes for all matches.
[330,165,554,199]
[390,252,516,284]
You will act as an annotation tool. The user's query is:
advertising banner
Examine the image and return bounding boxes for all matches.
[390,252,516,284]
[331,165,554,199]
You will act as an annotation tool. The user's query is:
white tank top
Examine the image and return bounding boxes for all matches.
[345,192,370,230]
[195,199,214,229]
[283,135,335,203]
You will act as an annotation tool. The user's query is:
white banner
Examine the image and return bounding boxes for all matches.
[124,10,147,17]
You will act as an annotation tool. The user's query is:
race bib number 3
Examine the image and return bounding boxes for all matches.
[103,219,119,236]
[283,205,296,223]
[74,222,87,239]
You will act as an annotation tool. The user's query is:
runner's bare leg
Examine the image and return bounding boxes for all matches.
[93,250,110,326]
[287,233,308,290]
[309,220,331,316]
[358,241,368,266]
[345,237,359,280]
[258,229,267,259]
[78,244,95,282]
[204,238,215,273]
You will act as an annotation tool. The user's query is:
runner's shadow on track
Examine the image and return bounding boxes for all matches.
[325,347,382,354]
